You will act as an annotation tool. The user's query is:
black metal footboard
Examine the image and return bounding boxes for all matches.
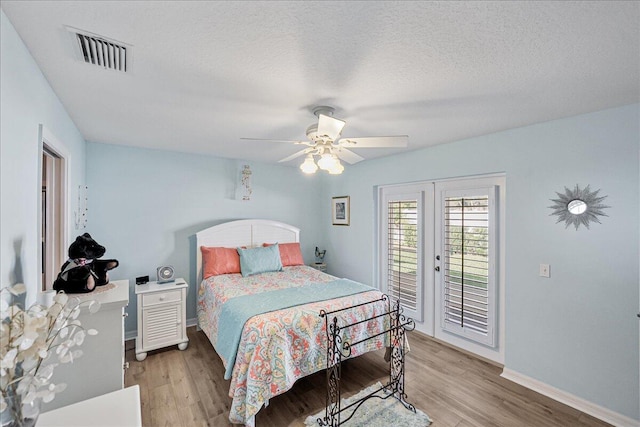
[317,294,416,426]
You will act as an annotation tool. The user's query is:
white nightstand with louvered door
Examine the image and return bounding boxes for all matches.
[135,278,188,361]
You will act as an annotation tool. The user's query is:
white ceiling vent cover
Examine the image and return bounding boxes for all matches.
[66,26,130,72]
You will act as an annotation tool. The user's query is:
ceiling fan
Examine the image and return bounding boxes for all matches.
[241,106,408,174]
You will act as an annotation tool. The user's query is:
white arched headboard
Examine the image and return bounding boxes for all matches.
[195,219,300,284]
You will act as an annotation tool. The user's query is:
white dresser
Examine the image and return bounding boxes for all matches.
[42,280,129,412]
[135,278,189,361]
[38,385,141,427]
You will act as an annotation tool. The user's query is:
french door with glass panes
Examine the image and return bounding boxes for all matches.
[380,176,503,361]
[380,183,434,326]
[434,179,498,350]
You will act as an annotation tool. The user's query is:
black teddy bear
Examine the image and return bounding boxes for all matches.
[53,233,119,293]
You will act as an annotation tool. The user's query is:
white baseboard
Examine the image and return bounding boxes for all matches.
[124,317,198,342]
[501,368,639,427]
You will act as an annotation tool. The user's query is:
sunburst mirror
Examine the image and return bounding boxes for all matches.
[549,184,610,230]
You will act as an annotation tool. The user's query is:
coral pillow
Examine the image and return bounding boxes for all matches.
[201,246,241,279]
[263,242,304,266]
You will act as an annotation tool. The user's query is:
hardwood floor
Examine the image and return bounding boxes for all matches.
[125,327,611,427]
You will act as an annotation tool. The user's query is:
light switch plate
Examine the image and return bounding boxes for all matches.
[539,264,550,278]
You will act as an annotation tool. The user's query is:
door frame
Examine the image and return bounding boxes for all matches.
[38,125,70,291]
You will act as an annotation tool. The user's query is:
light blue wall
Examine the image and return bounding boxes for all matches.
[85,142,323,336]
[0,10,87,304]
[319,104,640,420]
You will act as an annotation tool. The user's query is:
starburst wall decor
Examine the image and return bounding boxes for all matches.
[549,184,610,230]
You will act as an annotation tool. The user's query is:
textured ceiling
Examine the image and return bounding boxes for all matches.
[2,1,639,166]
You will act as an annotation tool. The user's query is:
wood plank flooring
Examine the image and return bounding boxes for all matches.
[124,327,611,427]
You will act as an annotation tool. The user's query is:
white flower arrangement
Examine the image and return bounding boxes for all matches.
[0,283,100,425]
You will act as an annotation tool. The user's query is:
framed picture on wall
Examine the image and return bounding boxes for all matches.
[332,196,350,226]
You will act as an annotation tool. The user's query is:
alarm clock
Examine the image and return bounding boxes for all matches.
[156,266,175,284]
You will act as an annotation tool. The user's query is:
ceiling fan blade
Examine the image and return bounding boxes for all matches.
[278,148,311,163]
[338,135,409,148]
[241,137,310,145]
[335,148,365,165]
[317,114,346,140]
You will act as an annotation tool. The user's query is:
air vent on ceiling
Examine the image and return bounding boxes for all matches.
[67,27,130,72]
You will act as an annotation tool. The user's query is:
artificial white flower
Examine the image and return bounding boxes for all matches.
[74,330,86,346]
[58,327,68,340]
[1,348,17,370]
[7,283,26,295]
[0,283,100,424]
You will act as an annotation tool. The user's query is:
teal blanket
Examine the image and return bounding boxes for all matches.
[216,279,375,379]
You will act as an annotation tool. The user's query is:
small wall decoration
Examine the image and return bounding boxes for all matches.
[74,185,88,229]
[241,164,252,201]
[332,196,350,226]
[548,184,610,230]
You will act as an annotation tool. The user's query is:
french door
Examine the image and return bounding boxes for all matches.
[380,176,504,361]
[379,183,434,324]
[434,180,498,349]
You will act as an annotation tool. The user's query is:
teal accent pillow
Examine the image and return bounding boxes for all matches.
[237,244,283,277]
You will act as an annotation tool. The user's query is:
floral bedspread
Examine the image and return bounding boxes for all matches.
[197,266,388,426]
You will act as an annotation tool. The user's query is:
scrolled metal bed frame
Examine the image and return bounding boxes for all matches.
[317,294,416,426]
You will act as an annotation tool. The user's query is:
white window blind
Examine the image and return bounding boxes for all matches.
[380,185,426,322]
[387,199,419,312]
[441,187,496,346]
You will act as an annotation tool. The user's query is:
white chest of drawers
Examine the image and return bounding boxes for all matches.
[135,278,189,361]
[38,385,141,427]
[42,279,129,412]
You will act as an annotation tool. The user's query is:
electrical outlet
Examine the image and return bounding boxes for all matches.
[539,264,550,278]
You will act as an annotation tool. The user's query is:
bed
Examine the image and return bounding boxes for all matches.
[195,219,388,426]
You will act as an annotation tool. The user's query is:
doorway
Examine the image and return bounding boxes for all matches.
[39,126,68,291]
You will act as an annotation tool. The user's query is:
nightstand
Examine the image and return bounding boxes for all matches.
[135,278,189,361]
[310,262,327,273]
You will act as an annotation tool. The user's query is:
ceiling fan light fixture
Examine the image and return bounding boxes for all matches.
[328,159,344,175]
[317,153,336,171]
[300,154,318,174]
